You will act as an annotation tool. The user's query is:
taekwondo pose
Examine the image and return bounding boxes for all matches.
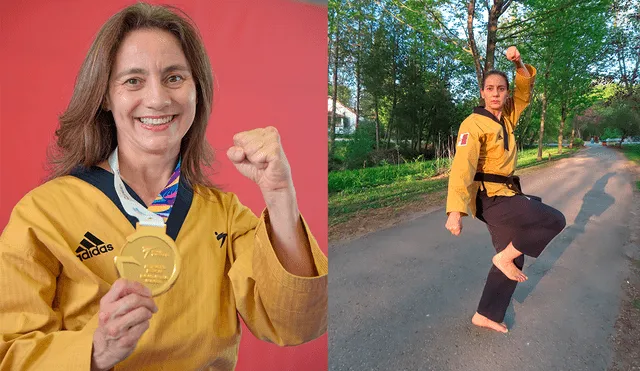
[445,46,566,333]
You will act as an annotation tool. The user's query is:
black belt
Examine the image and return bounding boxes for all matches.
[474,172,542,202]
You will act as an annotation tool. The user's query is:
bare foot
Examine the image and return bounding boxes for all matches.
[492,251,528,282]
[472,312,508,333]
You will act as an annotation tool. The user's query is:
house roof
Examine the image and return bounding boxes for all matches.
[327,96,357,115]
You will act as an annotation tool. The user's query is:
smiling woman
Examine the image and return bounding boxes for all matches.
[52,6,213,190]
[0,2,327,371]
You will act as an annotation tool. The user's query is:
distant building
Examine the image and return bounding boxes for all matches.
[328,96,357,135]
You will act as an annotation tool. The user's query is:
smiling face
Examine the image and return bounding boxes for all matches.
[481,74,509,114]
[105,28,197,156]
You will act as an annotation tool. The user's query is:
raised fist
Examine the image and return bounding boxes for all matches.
[505,46,521,64]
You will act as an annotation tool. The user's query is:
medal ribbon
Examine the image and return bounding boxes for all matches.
[108,148,166,227]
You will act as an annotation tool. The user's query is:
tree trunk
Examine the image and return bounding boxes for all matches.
[374,97,380,150]
[395,124,400,150]
[518,93,535,151]
[355,81,361,130]
[558,102,566,154]
[387,93,397,149]
[467,0,483,91]
[355,16,362,132]
[485,1,505,72]
[329,24,340,157]
[387,35,399,149]
[385,111,392,148]
[569,118,576,149]
[537,91,548,161]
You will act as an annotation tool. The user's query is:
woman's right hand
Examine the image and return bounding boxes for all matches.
[505,46,521,63]
[445,212,463,236]
[91,279,158,371]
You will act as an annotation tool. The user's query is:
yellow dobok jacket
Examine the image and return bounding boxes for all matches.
[446,64,537,217]
[0,167,328,370]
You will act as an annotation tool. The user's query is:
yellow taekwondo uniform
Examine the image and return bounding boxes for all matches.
[446,64,537,217]
[0,167,328,370]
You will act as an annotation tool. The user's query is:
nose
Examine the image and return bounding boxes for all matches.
[145,77,171,110]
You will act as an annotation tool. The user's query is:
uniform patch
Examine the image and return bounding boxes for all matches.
[458,132,470,146]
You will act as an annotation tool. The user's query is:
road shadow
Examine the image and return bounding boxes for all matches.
[511,172,616,309]
[330,152,621,370]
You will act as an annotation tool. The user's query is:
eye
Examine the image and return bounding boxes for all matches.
[167,75,184,83]
[125,78,140,86]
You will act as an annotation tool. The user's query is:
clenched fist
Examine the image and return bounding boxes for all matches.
[445,212,463,236]
[226,126,293,194]
[505,46,522,64]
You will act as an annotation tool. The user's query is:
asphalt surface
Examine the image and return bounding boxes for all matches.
[329,146,634,371]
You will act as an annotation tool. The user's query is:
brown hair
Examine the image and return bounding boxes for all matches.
[482,70,510,90]
[49,2,214,188]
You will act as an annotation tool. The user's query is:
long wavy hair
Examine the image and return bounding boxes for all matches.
[49,3,214,188]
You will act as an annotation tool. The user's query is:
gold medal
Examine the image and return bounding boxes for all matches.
[114,224,181,296]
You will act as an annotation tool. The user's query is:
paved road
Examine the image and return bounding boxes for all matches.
[329,146,634,371]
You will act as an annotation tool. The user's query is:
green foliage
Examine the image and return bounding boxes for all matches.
[601,127,624,140]
[328,140,348,172]
[344,122,376,169]
[600,99,640,138]
[329,0,638,179]
[329,147,579,194]
[573,138,585,147]
[329,146,581,224]
[328,158,447,194]
[328,84,353,106]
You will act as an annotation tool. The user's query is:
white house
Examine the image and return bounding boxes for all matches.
[328,96,357,135]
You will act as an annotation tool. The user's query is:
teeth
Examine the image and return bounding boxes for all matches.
[139,116,174,125]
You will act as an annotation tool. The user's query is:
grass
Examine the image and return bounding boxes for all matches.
[621,144,640,164]
[329,158,449,194]
[329,178,448,226]
[516,147,580,169]
[329,146,581,225]
[620,145,640,191]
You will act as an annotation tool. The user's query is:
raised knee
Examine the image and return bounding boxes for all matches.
[553,212,566,233]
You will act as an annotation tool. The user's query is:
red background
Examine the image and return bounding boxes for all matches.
[0,1,328,370]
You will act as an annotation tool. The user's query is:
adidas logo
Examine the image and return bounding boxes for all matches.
[75,232,114,262]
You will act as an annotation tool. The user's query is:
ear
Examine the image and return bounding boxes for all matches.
[479,88,485,100]
[102,96,111,111]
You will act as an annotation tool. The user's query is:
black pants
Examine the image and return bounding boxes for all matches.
[475,190,566,323]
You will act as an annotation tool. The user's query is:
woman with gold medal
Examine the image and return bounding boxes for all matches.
[0,3,326,370]
[445,46,566,334]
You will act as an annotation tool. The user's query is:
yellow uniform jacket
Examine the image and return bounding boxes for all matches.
[0,167,328,370]
[446,64,537,217]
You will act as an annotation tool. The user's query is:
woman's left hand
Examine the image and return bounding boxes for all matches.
[227,126,293,194]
